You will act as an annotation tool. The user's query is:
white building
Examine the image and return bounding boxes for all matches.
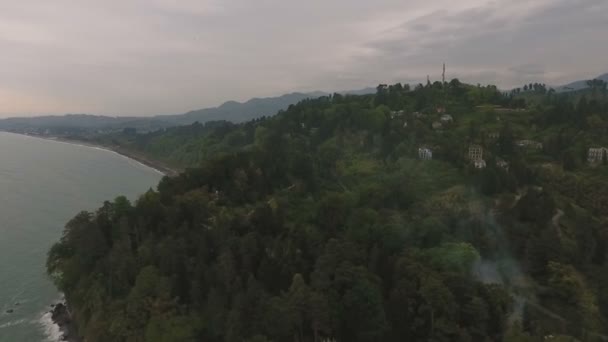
[390,110,405,119]
[468,145,486,169]
[474,159,487,169]
[418,147,433,160]
[516,140,543,149]
[468,145,484,161]
[496,159,509,170]
[440,114,453,123]
[588,147,608,164]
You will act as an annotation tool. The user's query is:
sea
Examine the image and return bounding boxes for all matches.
[0,132,163,341]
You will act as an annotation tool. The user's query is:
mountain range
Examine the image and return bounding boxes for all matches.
[0,88,375,133]
[555,73,608,92]
[1,73,606,133]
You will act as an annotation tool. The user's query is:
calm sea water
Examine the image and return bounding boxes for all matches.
[0,132,162,341]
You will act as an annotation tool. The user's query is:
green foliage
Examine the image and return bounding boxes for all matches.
[426,242,481,274]
[47,80,608,341]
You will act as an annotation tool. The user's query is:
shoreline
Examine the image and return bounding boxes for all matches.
[4,131,181,341]
[0,131,180,341]
[47,301,81,342]
[4,132,181,177]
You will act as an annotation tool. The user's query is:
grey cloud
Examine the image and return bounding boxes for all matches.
[509,64,546,77]
[0,0,606,116]
[354,0,608,88]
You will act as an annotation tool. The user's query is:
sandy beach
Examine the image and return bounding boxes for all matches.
[6,133,181,177]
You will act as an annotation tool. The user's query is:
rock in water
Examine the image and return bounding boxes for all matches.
[50,302,82,342]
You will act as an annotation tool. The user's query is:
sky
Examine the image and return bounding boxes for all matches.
[0,0,606,117]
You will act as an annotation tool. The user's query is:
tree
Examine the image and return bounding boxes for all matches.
[375,84,389,106]
[285,274,311,341]
[340,270,388,341]
[498,123,515,156]
[547,262,585,304]
[562,148,580,171]
[479,167,501,195]
[46,78,608,342]
[427,242,481,274]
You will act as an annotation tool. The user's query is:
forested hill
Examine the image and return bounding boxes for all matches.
[48,79,608,341]
[155,92,328,126]
[556,73,608,92]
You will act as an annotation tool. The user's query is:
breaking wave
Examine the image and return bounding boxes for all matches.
[39,310,64,342]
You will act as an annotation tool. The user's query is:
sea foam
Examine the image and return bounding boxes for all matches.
[39,311,64,342]
[0,318,26,329]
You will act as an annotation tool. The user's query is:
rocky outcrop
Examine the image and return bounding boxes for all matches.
[50,302,81,342]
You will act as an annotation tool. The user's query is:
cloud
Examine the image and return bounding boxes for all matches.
[509,64,546,77]
[350,0,608,88]
[0,0,606,116]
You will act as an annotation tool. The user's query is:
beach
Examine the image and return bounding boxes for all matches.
[7,133,180,177]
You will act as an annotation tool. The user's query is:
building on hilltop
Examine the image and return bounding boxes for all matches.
[468,145,484,161]
[474,159,487,169]
[440,114,453,123]
[390,110,405,119]
[488,132,500,139]
[418,147,433,160]
[496,159,509,170]
[588,147,608,164]
[468,145,486,169]
[516,140,543,150]
[432,121,443,130]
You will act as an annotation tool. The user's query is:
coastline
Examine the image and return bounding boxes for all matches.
[46,301,81,342]
[1,131,181,341]
[4,132,181,177]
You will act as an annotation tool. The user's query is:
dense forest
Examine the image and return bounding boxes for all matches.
[47,78,608,341]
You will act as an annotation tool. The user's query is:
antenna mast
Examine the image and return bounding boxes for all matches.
[442,63,447,108]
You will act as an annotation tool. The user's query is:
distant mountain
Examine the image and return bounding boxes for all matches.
[0,114,167,130]
[0,86,400,133]
[0,91,330,133]
[555,73,608,93]
[157,92,328,126]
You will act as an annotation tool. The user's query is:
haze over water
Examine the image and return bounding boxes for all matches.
[0,132,162,341]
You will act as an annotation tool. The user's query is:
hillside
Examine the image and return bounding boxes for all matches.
[155,92,328,126]
[556,72,608,92]
[47,80,608,341]
[164,89,377,125]
[0,74,603,135]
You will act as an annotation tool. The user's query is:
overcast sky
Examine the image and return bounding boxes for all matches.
[0,0,606,117]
